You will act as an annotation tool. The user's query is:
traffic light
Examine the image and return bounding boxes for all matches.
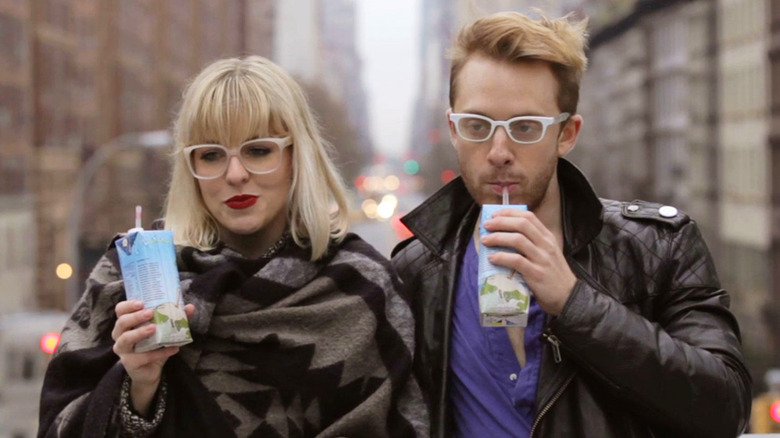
[40,332,61,355]
[441,169,457,183]
[403,159,420,175]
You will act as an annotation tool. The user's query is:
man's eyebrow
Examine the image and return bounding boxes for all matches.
[457,110,491,117]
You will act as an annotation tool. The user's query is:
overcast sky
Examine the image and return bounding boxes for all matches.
[356,0,420,159]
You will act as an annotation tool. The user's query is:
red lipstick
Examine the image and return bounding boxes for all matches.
[225,195,258,209]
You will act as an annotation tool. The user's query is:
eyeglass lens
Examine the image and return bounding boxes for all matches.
[189,141,282,178]
[457,117,545,143]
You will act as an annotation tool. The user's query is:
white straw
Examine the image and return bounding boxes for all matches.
[135,205,142,229]
[502,187,509,205]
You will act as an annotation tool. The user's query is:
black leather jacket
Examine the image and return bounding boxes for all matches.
[392,159,751,438]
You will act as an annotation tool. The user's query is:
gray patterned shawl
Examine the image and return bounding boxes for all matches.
[38,233,429,438]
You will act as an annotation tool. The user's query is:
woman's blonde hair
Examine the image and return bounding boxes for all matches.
[163,56,350,261]
[449,11,589,114]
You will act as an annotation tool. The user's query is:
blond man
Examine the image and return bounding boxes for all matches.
[393,11,751,438]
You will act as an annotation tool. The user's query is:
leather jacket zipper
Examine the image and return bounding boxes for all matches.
[530,372,575,437]
[529,331,569,437]
[542,333,562,363]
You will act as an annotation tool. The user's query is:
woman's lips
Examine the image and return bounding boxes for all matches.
[225,195,258,209]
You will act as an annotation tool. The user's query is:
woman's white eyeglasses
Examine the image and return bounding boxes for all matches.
[449,113,570,144]
[182,137,292,180]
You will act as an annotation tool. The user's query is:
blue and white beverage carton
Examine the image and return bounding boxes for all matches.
[117,229,192,353]
[478,204,531,327]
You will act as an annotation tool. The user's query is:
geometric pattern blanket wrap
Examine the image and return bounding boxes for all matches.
[38,233,429,438]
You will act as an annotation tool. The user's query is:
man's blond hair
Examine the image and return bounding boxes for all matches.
[449,11,589,114]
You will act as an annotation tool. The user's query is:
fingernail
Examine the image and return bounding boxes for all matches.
[143,309,154,318]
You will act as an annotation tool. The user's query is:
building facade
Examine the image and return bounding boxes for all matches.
[768,0,780,367]
[0,0,41,314]
[574,0,775,391]
[3,0,372,314]
[0,0,277,312]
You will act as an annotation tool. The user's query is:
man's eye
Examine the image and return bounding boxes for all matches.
[512,121,540,134]
[466,120,489,131]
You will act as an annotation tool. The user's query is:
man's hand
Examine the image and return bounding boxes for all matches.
[481,208,577,315]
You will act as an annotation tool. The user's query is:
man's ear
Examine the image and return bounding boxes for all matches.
[557,114,583,157]
[446,108,458,146]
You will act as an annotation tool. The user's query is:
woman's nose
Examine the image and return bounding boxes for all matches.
[224,156,250,184]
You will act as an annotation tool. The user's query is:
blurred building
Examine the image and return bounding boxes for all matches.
[0,0,279,313]
[0,1,37,313]
[1,0,373,314]
[769,0,780,368]
[409,0,455,193]
[274,0,373,162]
[320,0,373,153]
[573,0,776,390]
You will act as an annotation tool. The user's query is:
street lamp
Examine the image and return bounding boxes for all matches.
[64,130,172,308]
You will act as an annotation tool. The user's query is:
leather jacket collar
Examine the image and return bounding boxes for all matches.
[401,158,604,257]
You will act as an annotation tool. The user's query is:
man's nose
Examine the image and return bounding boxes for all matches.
[486,126,514,167]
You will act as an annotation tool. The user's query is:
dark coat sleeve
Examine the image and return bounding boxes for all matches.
[551,221,752,438]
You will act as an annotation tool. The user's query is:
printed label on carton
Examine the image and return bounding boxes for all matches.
[117,230,192,352]
[478,204,531,327]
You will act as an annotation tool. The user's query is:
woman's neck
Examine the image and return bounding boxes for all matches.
[219,222,288,259]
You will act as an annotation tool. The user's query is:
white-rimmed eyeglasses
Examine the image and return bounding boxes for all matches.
[449,113,570,144]
[182,137,292,180]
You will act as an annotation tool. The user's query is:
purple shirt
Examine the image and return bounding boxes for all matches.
[449,238,546,438]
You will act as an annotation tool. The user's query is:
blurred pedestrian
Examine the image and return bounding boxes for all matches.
[39,56,428,438]
[392,10,751,438]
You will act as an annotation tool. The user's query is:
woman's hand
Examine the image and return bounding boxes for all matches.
[112,300,195,415]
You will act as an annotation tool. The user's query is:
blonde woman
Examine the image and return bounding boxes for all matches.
[39,56,428,438]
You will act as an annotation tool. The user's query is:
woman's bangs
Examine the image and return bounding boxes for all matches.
[188,75,283,145]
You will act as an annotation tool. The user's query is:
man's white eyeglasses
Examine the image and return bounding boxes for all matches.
[449,113,570,144]
[182,137,292,180]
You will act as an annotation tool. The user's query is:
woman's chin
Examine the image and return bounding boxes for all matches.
[220,219,265,237]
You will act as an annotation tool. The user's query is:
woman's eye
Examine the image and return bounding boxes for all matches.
[245,146,272,157]
[198,149,224,161]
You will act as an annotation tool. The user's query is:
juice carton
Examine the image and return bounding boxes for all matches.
[478,203,531,327]
[116,207,192,352]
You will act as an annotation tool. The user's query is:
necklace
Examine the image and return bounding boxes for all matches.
[261,231,290,258]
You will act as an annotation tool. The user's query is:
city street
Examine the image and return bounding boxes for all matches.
[351,217,401,258]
